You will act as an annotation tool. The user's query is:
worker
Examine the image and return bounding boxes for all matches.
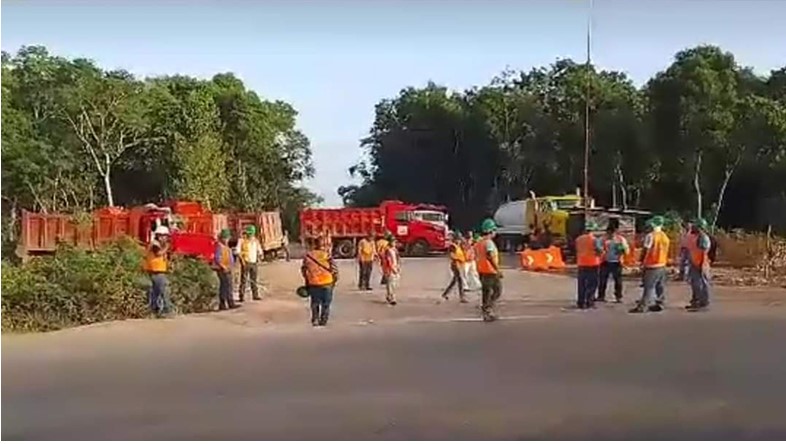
[677,221,694,281]
[214,228,239,310]
[282,230,291,262]
[441,231,468,303]
[145,225,172,317]
[301,236,338,326]
[630,216,670,313]
[575,221,604,309]
[380,235,400,305]
[474,219,502,321]
[686,218,713,312]
[235,225,262,302]
[597,223,629,303]
[356,234,376,290]
[462,231,481,291]
[376,233,391,285]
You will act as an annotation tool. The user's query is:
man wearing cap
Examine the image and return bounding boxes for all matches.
[144,225,173,317]
[575,221,604,309]
[474,219,502,321]
[214,228,239,310]
[686,218,713,311]
[236,225,262,302]
[630,216,670,313]
[302,236,339,326]
[441,231,468,303]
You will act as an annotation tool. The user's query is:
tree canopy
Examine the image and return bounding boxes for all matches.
[340,45,786,232]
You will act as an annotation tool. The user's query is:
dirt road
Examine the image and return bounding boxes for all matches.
[3,256,786,439]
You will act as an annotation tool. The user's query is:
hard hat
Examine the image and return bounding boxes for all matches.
[295,286,310,299]
[694,217,709,230]
[651,215,665,227]
[480,218,497,234]
[244,225,257,235]
[154,225,170,236]
[219,228,231,239]
[585,220,600,231]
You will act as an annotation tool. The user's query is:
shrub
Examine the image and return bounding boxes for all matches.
[1,238,217,333]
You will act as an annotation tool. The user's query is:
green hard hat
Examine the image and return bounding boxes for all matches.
[585,220,600,231]
[219,228,231,239]
[244,225,257,235]
[295,286,310,298]
[473,233,481,241]
[694,217,709,230]
[480,218,497,234]
[650,215,665,227]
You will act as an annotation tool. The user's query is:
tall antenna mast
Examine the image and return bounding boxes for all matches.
[583,0,593,210]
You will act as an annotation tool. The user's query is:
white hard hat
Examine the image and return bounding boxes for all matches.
[154,226,170,236]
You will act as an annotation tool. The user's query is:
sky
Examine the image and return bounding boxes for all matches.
[3,0,785,206]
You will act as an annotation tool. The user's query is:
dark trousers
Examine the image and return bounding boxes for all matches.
[217,270,234,309]
[688,265,711,307]
[598,261,623,301]
[239,263,259,301]
[309,285,334,326]
[441,264,466,299]
[148,272,171,315]
[480,274,502,317]
[358,261,373,290]
[577,266,599,308]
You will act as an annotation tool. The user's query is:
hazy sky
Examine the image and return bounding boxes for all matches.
[3,0,785,206]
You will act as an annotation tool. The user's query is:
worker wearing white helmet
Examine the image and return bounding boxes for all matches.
[144,224,173,317]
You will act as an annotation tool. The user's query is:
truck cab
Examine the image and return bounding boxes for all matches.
[380,200,449,256]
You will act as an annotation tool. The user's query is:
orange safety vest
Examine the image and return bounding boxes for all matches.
[689,234,710,267]
[449,242,466,264]
[304,250,334,286]
[380,246,397,275]
[215,243,233,269]
[358,239,375,262]
[642,230,670,268]
[474,239,499,275]
[576,234,602,267]
[144,243,168,273]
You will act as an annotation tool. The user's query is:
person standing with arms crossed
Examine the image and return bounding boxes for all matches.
[356,234,376,290]
[214,228,239,311]
[474,219,502,322]
[597,223,629,303]
[236,225,262,302]
[302,236,338,326]
[144,225,173,317]
[686,218,713,312]
[575,221,604,309]
[441,232,468,303]
[630,216,670,313]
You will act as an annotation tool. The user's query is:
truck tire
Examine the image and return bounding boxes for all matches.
[335,239,356,259]
[409,239,430,257]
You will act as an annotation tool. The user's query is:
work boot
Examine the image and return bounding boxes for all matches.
[648,304,663,312]
[252,296,262,301]
[629,305,645,314]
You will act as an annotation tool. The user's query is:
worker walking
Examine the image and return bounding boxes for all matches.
[302,236,338,326]
[145,225,173,317]
[597,224,629,303]
[236,225,262,302]
[462,232,482,291]
[686,218,713,312]
[376,233,390,285]
[575,221,604,309]
[474,219,502,321]
[441,232,468,303]
[214,228,239,310]
[356,234,376,290]
[630,216,670,313]
[380,235,400,305]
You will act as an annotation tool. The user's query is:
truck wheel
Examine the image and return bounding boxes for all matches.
[409,239,430,257]
[335,240,356,259]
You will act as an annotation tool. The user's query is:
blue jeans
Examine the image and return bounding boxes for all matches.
[309,285,334,326]
[148,273,171,315]
[640,267,667,308]
[689,265,711,307]
[678,248,690,280]
[577,266,599,308]
[217,270,234,309]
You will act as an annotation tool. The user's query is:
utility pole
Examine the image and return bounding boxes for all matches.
[583,0,593,211]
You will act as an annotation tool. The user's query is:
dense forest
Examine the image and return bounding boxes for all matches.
[1,46,319,241]
[339,46,786,232]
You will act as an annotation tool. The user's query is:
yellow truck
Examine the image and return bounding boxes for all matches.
[493,191,584,252]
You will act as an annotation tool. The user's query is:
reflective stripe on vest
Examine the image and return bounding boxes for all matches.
[305,250,334,286]
[643,231,670,268]
[474,239,498,275]
[576,234,601,267]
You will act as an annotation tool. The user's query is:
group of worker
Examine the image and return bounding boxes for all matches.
[144,224,290,317]
[356,232,401,305]
[574,215,714,313]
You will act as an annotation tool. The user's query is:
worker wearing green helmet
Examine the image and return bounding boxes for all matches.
[630,215,670,314]
[214,228,239,310]
[686,217,713,312]
[575,219,604,309]
[236,225,262,302]
[474,218,502,321]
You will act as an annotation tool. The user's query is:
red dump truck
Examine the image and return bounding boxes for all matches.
[16,201,285,262]
[299,200,449,258]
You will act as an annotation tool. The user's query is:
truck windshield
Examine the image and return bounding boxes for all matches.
[552,199,581,210]
[413,211,446,224]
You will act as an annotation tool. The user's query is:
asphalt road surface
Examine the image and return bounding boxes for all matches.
[3,257,786,439]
